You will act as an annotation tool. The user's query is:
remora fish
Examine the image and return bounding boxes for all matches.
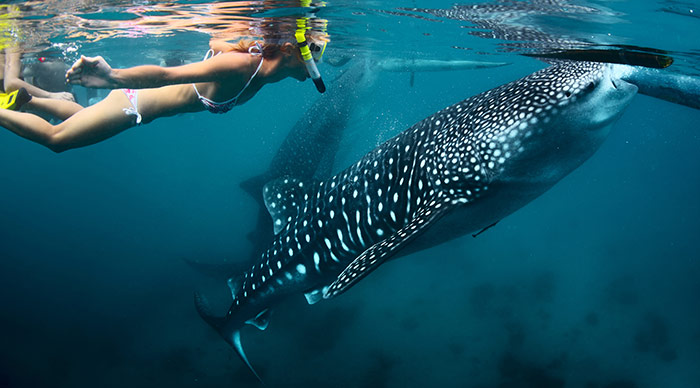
[195,61,684,380]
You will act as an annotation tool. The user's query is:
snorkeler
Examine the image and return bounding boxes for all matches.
[0,5,75,111]
[1,47,76,106]
[0,34,327,153]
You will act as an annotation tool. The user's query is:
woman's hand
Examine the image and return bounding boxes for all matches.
[65,55,116,88]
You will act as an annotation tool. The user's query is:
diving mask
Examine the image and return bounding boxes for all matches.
[309,41,327,62]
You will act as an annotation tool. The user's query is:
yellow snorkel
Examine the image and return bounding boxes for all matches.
[295,17,326,93]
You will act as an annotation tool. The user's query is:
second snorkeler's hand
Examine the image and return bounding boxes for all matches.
[48,92,76,102]
[66,55,117,89]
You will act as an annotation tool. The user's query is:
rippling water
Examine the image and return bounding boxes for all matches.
[1,1,699,388]
[3,0,700,71]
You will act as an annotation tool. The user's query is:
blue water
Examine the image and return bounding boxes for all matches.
[1,1,699,387]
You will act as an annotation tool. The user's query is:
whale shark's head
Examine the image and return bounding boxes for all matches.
[451,61,638,188]
[543,62,638,134]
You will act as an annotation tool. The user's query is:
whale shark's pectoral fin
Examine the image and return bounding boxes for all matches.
[324,196,452,299]
[263,177,312,234]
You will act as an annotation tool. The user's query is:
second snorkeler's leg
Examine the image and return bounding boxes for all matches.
[26,95,83,120]
[0,51,5,83]
[0,90,136,152]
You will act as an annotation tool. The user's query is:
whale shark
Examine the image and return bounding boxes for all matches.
[194,60,695,380]
[239,56,509,254]
[186,56,509,279]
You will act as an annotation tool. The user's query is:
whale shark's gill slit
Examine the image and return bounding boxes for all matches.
[313,252,321,273]
[337,228,350,252]
[404,135,421,219]
[341,208,357,247]
[324,194,453,299]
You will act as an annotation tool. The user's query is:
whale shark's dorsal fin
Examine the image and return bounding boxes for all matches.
[245,308,272,331]
[324,195,454,299]
[263,177,310,234]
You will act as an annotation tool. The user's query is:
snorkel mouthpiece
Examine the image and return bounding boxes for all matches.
[295,21,326,93]
[311,74,326,93]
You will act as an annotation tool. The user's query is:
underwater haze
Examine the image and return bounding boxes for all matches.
[1,1,700,387]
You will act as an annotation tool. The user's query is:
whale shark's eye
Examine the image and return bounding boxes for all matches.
[564,91,572,98]
[584,81,596,92]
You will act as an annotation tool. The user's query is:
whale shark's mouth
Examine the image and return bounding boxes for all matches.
[585,75,638,129]
[613,77,638,100]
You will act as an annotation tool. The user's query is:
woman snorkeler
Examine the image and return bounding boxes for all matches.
[0,35,327,153]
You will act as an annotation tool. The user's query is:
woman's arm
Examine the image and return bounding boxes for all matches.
[66,54,248,89]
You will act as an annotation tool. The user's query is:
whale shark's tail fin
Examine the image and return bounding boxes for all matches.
[194,293,265,384]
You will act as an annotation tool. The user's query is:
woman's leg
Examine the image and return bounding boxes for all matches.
[0,90,136,152]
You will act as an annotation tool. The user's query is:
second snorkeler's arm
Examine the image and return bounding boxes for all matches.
[66,54,248,89]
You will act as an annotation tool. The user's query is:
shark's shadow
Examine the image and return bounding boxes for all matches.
[184,60,371,279]
[239,60,370,260]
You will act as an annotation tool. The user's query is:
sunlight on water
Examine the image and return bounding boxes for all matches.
[0,0,698,72]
